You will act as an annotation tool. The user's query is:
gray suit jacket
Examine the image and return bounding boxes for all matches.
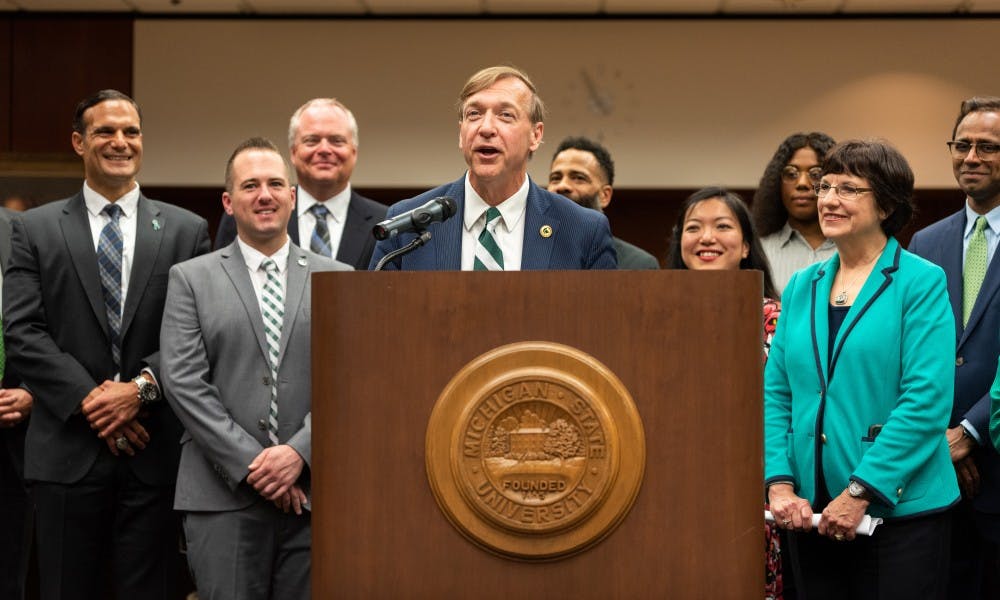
[161,242,351,512]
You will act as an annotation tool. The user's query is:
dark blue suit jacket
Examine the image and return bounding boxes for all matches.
[368,176,616,270]
[910,208,1000,513]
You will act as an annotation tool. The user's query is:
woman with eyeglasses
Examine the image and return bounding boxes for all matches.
[765,140,958,599]
[753,132,838,296]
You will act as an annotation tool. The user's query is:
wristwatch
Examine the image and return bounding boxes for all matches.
[848,480,870,500]
[133,375,160,405]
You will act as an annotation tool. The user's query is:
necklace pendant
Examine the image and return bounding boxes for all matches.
[834,291,848,305]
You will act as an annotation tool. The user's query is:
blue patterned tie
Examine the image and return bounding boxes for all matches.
[98,204,124,372]
[309,204,332,257]
[260,259,284,446]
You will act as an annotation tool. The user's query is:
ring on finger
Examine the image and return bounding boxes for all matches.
[782,519,791,526]
[834,533,845,541]
[115,436,128,450]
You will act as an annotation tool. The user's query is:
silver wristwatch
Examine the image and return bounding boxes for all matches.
[848,480,869,500]
[133,375,160,405]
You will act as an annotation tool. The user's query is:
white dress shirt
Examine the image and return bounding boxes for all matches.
[297,185,351,256]
[461,173,528,271]
[236,237,291,311]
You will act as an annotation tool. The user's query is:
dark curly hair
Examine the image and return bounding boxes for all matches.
[752,132,836,237]
[822,139,913,237]
[667,186,779,300]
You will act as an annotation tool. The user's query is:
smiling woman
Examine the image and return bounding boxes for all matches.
[765,140,957,599]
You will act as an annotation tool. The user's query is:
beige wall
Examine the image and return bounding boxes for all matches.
[134,18,990,189]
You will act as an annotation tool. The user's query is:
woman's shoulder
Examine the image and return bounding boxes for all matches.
[896,247,947,283]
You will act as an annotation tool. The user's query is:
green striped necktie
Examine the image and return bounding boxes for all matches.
[473,207,504,271]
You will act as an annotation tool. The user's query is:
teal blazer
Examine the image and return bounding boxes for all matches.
[764,237,959,519]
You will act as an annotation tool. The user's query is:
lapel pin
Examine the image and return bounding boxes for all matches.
[539,225,553,238]
[297,256,308,267]
[151,219,161,231]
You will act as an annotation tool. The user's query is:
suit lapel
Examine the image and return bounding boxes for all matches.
[809,258,834,392]
[121,195,163,338]
[938,213,966,345]
[522,181,557,270]
[61,193,109,336]
[963,225,1000,344]
[828,239,900,380]
[220,243,270,366]
[433,179,465,270]
[336,192,369,268]
[288,189,301,246]
[279,246,309,366]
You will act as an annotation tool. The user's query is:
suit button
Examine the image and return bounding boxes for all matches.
[956,356,965,366]
[258,419,267,431]
[821,433,827,444]
[897,487,903,497]
[263,376,271,385]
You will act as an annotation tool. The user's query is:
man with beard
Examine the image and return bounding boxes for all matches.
[547,137,658,269]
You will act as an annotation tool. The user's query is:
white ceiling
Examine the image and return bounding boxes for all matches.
[2,0,1000,15]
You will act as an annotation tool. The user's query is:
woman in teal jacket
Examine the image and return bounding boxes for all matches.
[765,140,958,599]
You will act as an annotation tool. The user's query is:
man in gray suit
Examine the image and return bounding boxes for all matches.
[161,137,351,600]
[547,136,659,269]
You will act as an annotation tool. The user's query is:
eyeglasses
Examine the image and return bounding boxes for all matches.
[781,165,823,183]
[947,140,1000,159]
[815,182,873,201]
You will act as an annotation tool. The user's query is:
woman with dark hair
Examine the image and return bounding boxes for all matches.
[669,186,784,596]
[765,140,958,599]
[668,186,779,301]
[754,132,838,295]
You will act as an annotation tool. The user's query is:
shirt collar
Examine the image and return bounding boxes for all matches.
[462,172,529,233]
[964,201,1000,239]
[296,184,352,224]
[237,236,291,274]
[83,181,141,218]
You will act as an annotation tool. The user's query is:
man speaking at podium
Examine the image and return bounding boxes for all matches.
[369,65,616,271]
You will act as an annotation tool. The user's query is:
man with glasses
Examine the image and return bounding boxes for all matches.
[910,96,1000,599]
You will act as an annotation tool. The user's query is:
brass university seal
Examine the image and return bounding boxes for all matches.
[426,341,645,561]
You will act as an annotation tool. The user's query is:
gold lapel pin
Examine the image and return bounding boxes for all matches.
[539,225,553,238]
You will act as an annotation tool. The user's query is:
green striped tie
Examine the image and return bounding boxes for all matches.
[473,207,504,271]
[963,215,989,326]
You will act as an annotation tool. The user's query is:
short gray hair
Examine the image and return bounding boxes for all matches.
[288,98,359,149]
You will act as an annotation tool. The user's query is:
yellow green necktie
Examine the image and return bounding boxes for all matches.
[963,216,989,326]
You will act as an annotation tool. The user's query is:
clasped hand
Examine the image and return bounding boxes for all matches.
[247,445,306,514]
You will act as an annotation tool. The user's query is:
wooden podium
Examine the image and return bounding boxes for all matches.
[312,270,763,598]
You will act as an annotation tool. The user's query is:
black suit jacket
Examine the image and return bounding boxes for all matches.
[214,187,387,270]
[3,191,210,485]
[0,206,26,477]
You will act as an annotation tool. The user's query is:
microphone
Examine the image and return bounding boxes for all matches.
[373,196,457,240]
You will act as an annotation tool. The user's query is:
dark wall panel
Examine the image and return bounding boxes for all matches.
[10,15,132,155]
[1,17,11,153]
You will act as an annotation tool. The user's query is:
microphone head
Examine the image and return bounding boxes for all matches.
[437,196,458,218]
